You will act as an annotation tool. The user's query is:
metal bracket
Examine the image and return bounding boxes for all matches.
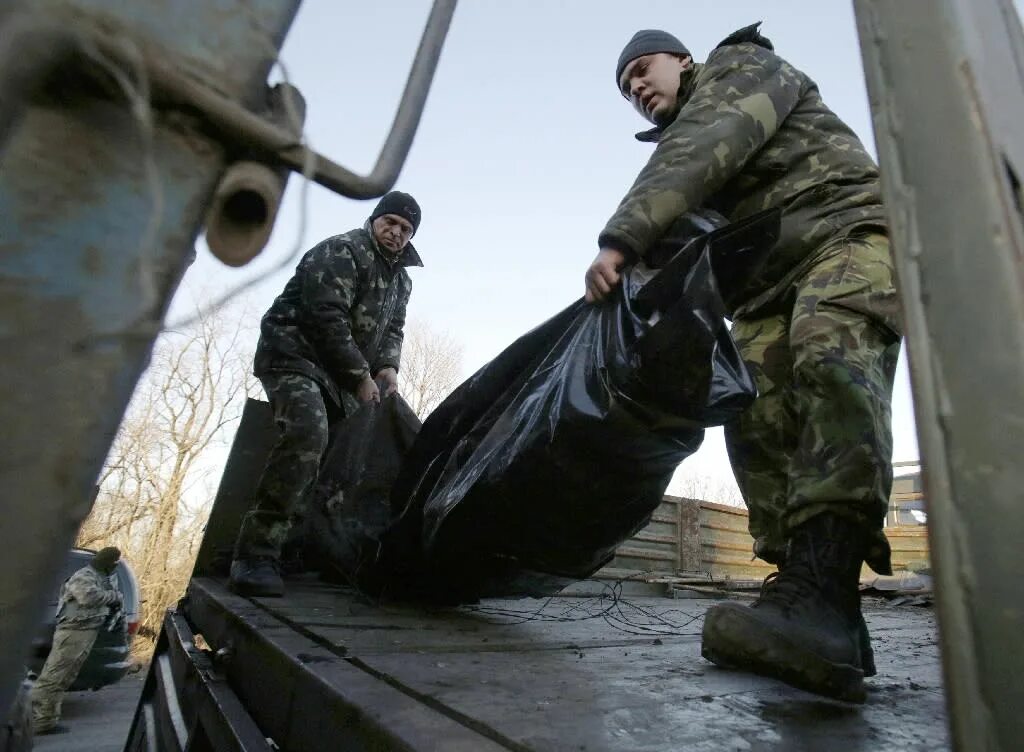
[0,0,457,200]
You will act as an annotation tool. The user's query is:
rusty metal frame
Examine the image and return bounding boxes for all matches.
[0,0,300,719]
[138,0,458,199]
[0,0,457,201]
[854,1,1024,749]
[125,610,273,752]
[0,0,457,722]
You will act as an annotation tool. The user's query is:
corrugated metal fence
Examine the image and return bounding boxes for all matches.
[601,496,684,580]
[603,495,930,582]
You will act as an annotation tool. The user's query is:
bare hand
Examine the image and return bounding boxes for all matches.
[585,247,627,303]
[376,367,399,397]
[356,373,380,404]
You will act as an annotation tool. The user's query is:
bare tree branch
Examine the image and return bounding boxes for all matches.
[397,319,465,420]
[82,304,462,649]
[667,468,744,507]
[79,301,258,646]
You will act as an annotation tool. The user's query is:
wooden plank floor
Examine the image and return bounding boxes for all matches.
[226,575,949,751]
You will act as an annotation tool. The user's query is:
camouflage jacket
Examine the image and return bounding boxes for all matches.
[600,26,887,316]
[56,565,120,631]
[254,225,421,405]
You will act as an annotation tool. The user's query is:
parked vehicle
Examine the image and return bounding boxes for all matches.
[27,549,141,691]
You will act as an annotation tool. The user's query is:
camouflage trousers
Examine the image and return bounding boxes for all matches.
[724,231,902,574]
[30,627,98,732]
[235,372,340,560]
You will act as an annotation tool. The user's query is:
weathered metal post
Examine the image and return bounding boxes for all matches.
[0,0,303,716]
[854,1,1024,749]
[0,0,457,719]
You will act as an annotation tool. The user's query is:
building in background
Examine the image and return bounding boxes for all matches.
[889,467,926,527]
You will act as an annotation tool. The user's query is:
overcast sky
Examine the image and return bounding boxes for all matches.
[168,0,990,498]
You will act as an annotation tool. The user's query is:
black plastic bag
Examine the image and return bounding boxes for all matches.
[302,394,421,581]
[370,209,781,602]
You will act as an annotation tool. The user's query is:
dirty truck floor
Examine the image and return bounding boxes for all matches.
[195,576,947,751]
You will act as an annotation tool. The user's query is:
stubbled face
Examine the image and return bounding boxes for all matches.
[372,214,415,254]
[619,52,692,124]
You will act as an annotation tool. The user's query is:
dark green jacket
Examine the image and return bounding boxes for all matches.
[600,28,886,315]
[254,225,422,405]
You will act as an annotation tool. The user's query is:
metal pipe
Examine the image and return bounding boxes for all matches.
[205,160,285,267]
[0,0,454,719]
[0,12,95,720]
[136,0,458,199]
[2,0,458,203]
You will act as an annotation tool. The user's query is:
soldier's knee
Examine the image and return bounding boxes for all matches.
[278,414,329,455]
[793,323,897,401]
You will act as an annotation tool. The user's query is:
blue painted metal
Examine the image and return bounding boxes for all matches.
[0,0,300,716]
[53,0,298,99]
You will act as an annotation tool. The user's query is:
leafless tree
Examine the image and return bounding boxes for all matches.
[397,319,465,420]
[78,308,462,651]
[78,303,257,647]
[667,469,744,507]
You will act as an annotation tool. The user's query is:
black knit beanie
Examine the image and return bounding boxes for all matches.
[92,547,121,572]
[369,191,422,235]
[615,30,691,90]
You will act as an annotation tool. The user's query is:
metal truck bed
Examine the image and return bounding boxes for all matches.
[126,575,948,751]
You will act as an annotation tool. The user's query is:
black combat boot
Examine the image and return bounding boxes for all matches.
[701,514,868,702]
[858,612,876,678]
[229,556,285,597]
[756,540,876,677]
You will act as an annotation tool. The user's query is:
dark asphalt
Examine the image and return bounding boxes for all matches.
[32,671,144,752]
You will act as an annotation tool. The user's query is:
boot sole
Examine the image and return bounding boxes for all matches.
[702,604,866,703]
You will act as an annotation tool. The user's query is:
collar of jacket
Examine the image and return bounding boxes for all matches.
[360,221,424,268]
[632,21,773,143]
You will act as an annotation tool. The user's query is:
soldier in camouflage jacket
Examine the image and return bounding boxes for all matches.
[31,547,123,734]
[593,25,902,701]
[230,191,423,598]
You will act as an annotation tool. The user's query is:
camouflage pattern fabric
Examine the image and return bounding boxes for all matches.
[600,36,887,314]
[234,372,340,560]
[54,564,121,631]
[30,627,99,733]
[254,223,421,406]
[724,232,902,574]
